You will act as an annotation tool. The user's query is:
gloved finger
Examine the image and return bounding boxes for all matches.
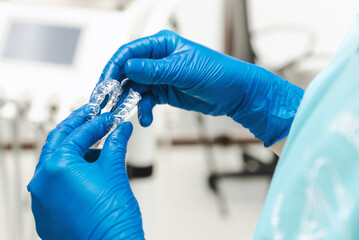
[41,105,87,155]
[137,93,156,127]
[59,113,114,156]
[124,58,189,89]
[99,30,178,83]
[98,121,133,169]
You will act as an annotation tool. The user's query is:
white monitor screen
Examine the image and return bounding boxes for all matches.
[2,21,81,65]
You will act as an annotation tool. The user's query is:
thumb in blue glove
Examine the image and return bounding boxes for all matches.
[28,105,144,240]
[99,30,304,147]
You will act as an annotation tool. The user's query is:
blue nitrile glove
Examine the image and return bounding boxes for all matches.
[100,30,304,147]
[27,105,144,240]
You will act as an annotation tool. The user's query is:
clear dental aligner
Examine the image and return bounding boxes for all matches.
[85,79,123,119]
[112,88,142,125]
[98,88,142,148]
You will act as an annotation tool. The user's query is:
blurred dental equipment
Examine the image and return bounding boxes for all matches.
[0,0,323,239]
[0,1,179,239]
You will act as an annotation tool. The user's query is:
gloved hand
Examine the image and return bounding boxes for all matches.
[27,105,144,240]
[99,30,304,147]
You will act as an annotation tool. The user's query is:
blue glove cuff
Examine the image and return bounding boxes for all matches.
[229,69,304,147]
